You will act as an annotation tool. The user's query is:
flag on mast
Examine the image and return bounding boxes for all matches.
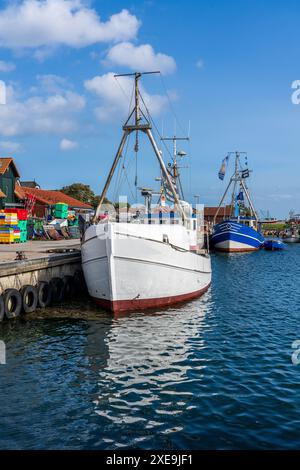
[242,169,250,179]
[218,154,229,180]
[236,191,244,201]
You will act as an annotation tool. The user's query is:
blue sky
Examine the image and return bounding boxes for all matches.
[0,0,299,217]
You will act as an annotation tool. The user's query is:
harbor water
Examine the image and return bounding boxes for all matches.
[0,245,300,450]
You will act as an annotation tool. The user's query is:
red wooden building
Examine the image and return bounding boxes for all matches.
[15,184,92,217]
[204,205,232,225]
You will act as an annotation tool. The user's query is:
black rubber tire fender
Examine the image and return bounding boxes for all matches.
[37,281,52,308]
[3,289,22,319]
[50,277,64,303]
[21,285,38,314]
[62,275,75,299]
[73,270,86,295]
[0,295,4,322]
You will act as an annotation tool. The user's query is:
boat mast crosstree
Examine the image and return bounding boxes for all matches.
[160,135,189,202]
[82,71,212,314]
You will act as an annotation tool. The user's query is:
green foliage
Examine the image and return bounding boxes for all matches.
[60,183,95,204]
[60,183,111,208]
[261,223,287,231]
[93,194,111,209]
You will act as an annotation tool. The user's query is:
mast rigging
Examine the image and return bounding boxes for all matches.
[94,72,187,222]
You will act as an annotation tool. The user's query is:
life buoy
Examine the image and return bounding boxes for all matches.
[3,289,22,319]
[50,277,64,303]
[21,285,38,314]
[37,281,52,308]
[0,295,4,322]
[63,275,75,299]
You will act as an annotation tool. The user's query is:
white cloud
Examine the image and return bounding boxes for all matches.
[84,72,169,122]
[0,1,140,49]
[0,84,85,136]
[0,60,15,72]
[36,74,68,93]
[33,47,56,62]
[106,42,176,75]
[0,140,22,153]
[60,138,78,151]
[0,80,6,105]
[196,59,204,69]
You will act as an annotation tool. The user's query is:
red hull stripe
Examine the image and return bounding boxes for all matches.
[92,283,211,314]
[215,247,259,253]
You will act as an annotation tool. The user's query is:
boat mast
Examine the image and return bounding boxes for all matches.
[230,151,240,211]
[213,175,234,225]
[235,152,259,222]
[94,72,187,223]
[213,150,258,224]
[160,135,189,200]
[240,178,259,223]
[94,131,129,221]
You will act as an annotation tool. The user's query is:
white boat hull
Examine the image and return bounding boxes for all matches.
[82,222,211,313]
[282,237,300,243]
[213,239,260,252]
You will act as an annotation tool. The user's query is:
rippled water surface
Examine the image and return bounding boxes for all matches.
[1,245,300,449]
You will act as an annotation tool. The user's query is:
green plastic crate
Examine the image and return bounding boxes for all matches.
[18,220,27,231]
[20,230,27,243]
[55,209,68,215]
[55,203,68,211]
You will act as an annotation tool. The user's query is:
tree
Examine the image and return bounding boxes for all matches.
[60,183,95,205]
[60,183,111,208]
[92,195,111,209]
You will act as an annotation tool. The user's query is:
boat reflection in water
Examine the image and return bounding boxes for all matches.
[90,294,212,446]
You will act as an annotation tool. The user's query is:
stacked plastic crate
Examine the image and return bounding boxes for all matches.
[14,219,21,243]
[0,210,18,243]
[54,203,68,219]
[18,210,28,243]
[4,208,28,243]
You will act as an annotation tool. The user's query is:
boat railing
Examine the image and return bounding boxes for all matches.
[102,212,207,229]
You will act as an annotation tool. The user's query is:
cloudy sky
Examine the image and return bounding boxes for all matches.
[0,0,299,217]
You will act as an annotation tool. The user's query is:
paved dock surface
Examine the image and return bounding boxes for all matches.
[0,239,81,262]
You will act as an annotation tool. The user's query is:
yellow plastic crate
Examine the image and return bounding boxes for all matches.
[0,238,15,243]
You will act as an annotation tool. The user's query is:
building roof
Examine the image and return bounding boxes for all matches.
[0,189,6,198]
[19,186,93,209]
[14,183,25,200]
[20,180,40,188]
[0,157,20,177]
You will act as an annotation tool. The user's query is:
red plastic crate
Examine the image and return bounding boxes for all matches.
[4,208,28,220]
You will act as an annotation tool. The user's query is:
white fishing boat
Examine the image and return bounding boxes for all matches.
[81,72,211,314]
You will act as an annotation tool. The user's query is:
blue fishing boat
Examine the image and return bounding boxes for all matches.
[264,239,285,251]
[211,151,264,253]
